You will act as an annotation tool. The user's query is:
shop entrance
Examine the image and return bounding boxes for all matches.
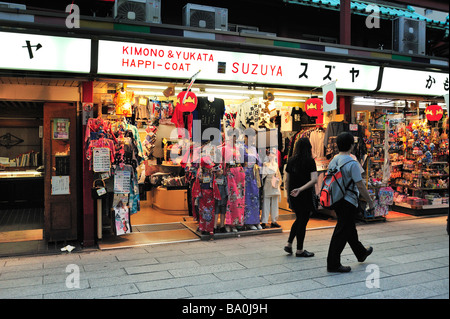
[0,101,45,256]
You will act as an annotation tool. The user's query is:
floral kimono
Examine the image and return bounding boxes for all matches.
[242,144,261,225]
[225,166,245,226]
[192,169,221,234]
[222,141,245,227]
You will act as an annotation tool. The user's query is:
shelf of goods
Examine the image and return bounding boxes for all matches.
[387,119,448,216]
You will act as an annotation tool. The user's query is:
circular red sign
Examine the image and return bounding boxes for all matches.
[305,97,323,117]
[176,91,198,112]
[425,104,443,121]
[326,91,334,105]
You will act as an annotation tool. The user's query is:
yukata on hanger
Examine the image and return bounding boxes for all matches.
[112,120,145,161]
[191,158,221,235]
[85,117,118,144]
[222,137,245,228]
[86,136,116,171]
[242,140,261,227]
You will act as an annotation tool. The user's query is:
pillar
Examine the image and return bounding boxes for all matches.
[81,81,95,247]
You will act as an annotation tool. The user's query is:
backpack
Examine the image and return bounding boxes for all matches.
[319,159,356,209]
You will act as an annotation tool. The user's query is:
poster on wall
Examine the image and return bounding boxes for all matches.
[53,118,69,139]
[51,175,70,195]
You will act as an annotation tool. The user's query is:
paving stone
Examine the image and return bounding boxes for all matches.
[0,216,447,300]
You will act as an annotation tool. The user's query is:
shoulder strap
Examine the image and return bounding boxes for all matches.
[340,159,358,194]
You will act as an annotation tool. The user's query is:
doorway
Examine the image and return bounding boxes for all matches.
[0,101,45,256]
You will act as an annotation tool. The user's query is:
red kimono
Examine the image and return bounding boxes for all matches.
[192,170,221,234]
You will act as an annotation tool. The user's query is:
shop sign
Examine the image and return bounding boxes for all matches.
[0,31,91,73]
[97,40,380,90]
[425,104,443,121]
[379,67,449,96]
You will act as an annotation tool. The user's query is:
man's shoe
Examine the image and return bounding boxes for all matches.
[358,246,373,262]
[327,265,351,273]
[296,250,315,257]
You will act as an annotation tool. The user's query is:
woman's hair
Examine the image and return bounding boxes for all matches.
[336,132,355,152]
[290,137,313,173]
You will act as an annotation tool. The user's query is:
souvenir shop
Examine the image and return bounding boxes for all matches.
[88,40,449,247]
[353,98,448,218]
[350,66,449,218]
[88,37,391,246]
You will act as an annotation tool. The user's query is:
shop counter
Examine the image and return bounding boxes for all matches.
[152,186,188,213]
[0,171,44,207]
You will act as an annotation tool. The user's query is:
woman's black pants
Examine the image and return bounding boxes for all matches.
[287,198,310,251]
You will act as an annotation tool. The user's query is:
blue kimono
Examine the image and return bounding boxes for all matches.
[242,144,261,225]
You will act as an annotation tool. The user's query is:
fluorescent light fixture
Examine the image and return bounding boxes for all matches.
[275,98,306,102]
[126,85,169,90]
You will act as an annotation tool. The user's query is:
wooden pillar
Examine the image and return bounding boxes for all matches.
[340,0,351,45]
[81,81,95,247]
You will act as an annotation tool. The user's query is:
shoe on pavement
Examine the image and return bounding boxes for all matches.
[358,246,373,262]
[327,265,351,273]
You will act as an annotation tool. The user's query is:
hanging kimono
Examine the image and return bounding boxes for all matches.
[192,168,221,234]
[225,167,245,226]
[222,140,245,227]
[242,144,261,225]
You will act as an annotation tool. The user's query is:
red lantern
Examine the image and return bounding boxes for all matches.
[305,98,323,117]
[305,97,324,124]
[425,104,443,121]
[175,90,198,112]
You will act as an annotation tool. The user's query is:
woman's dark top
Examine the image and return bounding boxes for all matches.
[285,156,317,210]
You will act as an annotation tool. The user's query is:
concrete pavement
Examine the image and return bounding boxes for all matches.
[0,215,448,301]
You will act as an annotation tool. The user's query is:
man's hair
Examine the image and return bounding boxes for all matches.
[336,132,355,152]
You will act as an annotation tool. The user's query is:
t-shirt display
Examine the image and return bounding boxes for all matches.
[196,97,225,134]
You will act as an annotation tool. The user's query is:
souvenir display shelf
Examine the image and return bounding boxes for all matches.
[388,118,448,215]
[362,113,389,222]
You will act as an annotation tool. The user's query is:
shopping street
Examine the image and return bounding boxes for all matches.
[0,214,447,300]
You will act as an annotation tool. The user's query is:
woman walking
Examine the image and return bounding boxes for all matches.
[284,137,318,257]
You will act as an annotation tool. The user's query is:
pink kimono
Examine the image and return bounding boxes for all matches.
[223,142,245,227]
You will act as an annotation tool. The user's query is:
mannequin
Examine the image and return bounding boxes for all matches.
[242,131,262,230]
[213,165,227,232]
[261,148,282,228]
[223,130,245,232]
[192,157,221,235]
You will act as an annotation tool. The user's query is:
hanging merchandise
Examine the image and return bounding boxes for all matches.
[196,96,225,135]
[223,104,238,130]
[280,106,292,132]
[112,194,131,235]
[236,99,260,130]
[91,179,107,200]
[114,88,135,117]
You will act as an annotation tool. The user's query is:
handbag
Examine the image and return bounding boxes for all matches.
[91,179,107,199]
